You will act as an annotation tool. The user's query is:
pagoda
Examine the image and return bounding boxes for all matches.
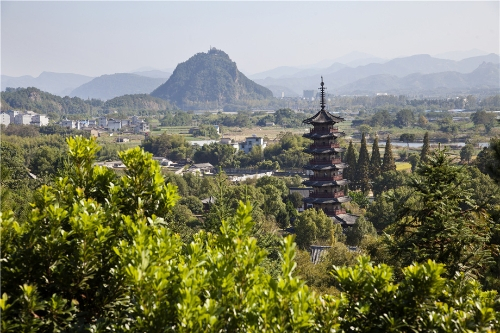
[302,78,350,220]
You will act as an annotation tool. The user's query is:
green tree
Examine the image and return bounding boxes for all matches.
[369,110,393,128]
[332,257,499,332]
[381,135,396,173]
[399,133,415,150]
[471,110,497,133]
[460,142,475,164]
[386,149,496,277]
[142,132,193,160]
[344,140,357,184]
[394,109,415,128]
[355,133,371,192]
[294,208,333,249]
[344,216,376,246]
[407,153,420,172]
[369,136,382,180]
[421,131,430,162]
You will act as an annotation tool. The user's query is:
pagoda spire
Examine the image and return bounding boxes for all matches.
[319,76,326,111]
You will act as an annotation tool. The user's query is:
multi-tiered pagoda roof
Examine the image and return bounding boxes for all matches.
[302,78,356,226]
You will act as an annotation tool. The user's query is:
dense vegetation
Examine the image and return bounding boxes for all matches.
[2,136,499,331]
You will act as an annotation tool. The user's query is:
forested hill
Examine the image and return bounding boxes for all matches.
[1,88,174,119]
[1,87,95,117]
[151,48,273,108]
[104,94,173,111]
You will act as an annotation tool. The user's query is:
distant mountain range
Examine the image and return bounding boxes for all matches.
[336,62,499,95]
[1,72,94,96]
[151,48,272,108]
[2,50,498,101]
[69,74,166,100]
[254,53,500,96]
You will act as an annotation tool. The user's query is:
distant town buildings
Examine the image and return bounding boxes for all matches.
[303,90,315,100]
[238,135,267,154]
[0,110,49,127]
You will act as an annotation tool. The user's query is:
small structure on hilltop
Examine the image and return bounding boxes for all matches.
[302,78,356,226]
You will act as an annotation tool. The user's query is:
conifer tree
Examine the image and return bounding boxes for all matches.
[369,136,382,180]
[356,133,371,192]
[421,131,430,162]
[381,135,396,173]
[344,140,357,187]
[386,149,494,277]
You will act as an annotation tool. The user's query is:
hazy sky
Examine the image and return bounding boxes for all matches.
[2,1,499,77]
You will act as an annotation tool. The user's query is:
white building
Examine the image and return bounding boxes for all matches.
[98,117,108,128]
[121,119,130,127]
[61,119,76,129]
[14,113,33,125]
[134,121,149,133]
[238,136,267,154]
[0,113,11,126]
[31,114,49,126]
[6,110,20,123]
[220,137,239,151]
[108,119,122,131]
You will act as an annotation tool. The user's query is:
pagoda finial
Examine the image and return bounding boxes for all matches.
[319,76,326,111]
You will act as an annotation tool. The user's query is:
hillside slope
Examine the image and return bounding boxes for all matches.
[151,48,273,108]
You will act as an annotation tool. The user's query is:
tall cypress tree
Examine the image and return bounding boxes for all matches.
[370,136,382,180]
[381,135,396,173]
[356,133,371,192]
[421,131,430,162]
[344,141,357,187]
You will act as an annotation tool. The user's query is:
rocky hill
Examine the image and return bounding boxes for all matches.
[151,48,273,108]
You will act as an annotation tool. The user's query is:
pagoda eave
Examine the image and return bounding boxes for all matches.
[304,163,348,171]
[304,148,346,154]
[303,196,351,204]
[303,132,346,139]
[302,179,349,187]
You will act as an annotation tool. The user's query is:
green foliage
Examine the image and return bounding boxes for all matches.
[460,142,475,163]
[369,136,382,179]
[366,186,415,231]
[104,94,172,112]
[2,136,499,331]
[407,153,420,172]
[349,190,370,209]
[372,170,410,197]
[355,133,370,192]
[381,135,396,173]
[1,87,93,116]
[369,109,393,128]
[344,140,357,184]
[332,257,499,332]
[386,149,496,277]
[394,109,415,128]
[142,132,193,160]
[1,136,179,330]
[295,209,333,249]
[344,216,376,246]
[399,133,415,144]
[471,110,497,133]
[263,132,310,169]
[193,142,236,166]
[421,131,431,162]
